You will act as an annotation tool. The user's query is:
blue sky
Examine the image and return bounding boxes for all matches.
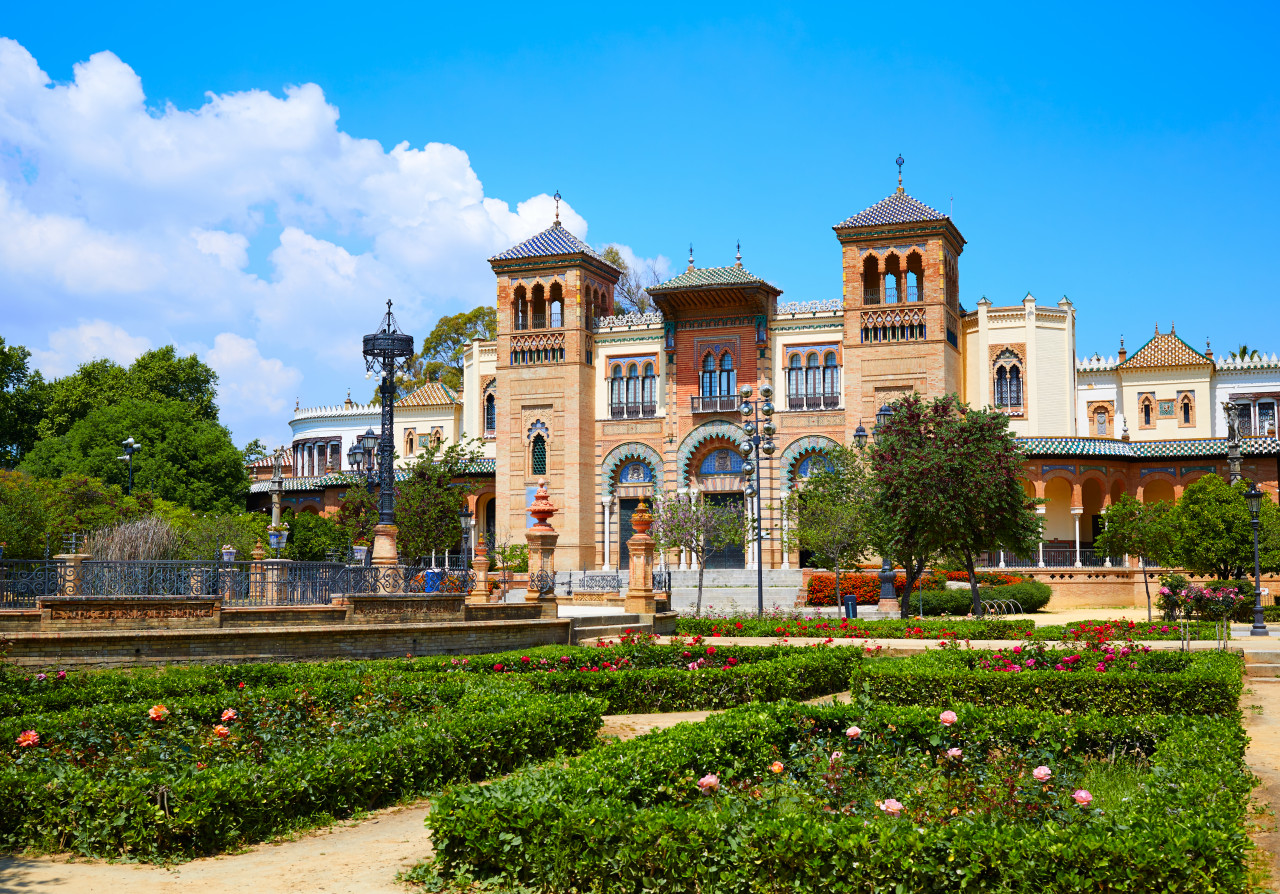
[2,2,1277,447]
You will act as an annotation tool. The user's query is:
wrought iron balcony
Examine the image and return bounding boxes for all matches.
[786,393,840,411]
[610,402,657,419]
[691,395,739,413]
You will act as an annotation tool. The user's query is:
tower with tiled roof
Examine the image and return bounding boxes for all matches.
[488,195,621,568]
[834,161,967,432]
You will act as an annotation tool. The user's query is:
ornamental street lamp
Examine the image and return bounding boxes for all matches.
[458,502,473,566]
[118,437,141,495]
[361,303,414,565]
[738,383,776,617]
[866,405,899,614]
[1246,482,1268,637]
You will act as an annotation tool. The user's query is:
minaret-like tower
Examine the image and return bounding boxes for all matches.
[488,195,621,568]
[834,159,966,435]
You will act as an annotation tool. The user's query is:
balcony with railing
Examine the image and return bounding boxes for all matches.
[610,401,658,419]
[787,393,840,411]
[863,290,880,304]
[691,395,740,413]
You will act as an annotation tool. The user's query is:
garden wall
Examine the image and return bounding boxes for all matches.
[0,617,573,669]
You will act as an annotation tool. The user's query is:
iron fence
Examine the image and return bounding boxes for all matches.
[0,560,70,608]
[576,573,621,592]
[653,571,672,596]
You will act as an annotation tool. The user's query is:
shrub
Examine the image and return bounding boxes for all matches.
[421,701,1252,893]
[675,616,1033,640]
[907,580,1052,616]
[848,648,1242,716]
[805,569,1034,607]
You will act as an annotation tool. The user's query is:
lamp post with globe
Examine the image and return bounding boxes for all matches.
[1246,482,1269,637]
[737,383,777,617]
[361,301,415,568]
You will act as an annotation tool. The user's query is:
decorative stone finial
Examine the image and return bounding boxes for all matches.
[295,397,300,412]
[687,243,695,272]
[1171,321,1176,334]
[631,497,654,535]
[895,154,905,194]
[528,479,557,530]
[734,241,742,268]
[553,190,561,225]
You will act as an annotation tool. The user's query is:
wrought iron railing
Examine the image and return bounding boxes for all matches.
[652,571,671,596]
[691,395,739,413]
[576,574,621,592]
[786,393,839,411]
[0,561,70,608]
[609,401,658,419]
[979,548,1123,569]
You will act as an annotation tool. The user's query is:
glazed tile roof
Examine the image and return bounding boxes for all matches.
[1118,330,1211,369]
[649,264,773,292]
[397,382,457,407]
[835,193,947,229]
[247,459,497,493]
[489,221,619,270]
[1017,436,1280,459]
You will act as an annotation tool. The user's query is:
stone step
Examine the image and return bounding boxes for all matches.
[1243,651,1280,664]
[1246,663,1280,678]
[571,613,644,628]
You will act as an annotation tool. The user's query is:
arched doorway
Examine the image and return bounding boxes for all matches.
[694,447,746,570]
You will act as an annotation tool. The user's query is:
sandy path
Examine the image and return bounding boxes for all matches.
[1245,679,1280,886]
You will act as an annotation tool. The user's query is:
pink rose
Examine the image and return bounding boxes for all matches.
[830,751,844,763]
[878,798,904,817]
[939,710,958,726]
[1012,645,1022,654]
[15,730,39,748]
[1073,789,1093,806]
[846,726,862,739]
[946,748,962,759]
[212,725,230,739]
[697,773,720,794]
[1033,765,1052,782]
[221,709,237,722]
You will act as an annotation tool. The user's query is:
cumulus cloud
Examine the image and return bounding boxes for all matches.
[29,320,152,377]
[0,37,599,445]
[205,333,303,439]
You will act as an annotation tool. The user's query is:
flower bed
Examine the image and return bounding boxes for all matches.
[419,701,1252,893]
[849,647,1243,716]
[675,615,1033,640]
[1029,619,1221,642]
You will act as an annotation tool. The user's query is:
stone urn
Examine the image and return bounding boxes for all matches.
[631,497,654,535]
[528,479,557,530]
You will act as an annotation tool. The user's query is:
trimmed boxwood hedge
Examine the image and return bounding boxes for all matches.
[848,647,1243,716]
[422,701,1253,893]
[674,616,1033,639]
[906,580,1053,616]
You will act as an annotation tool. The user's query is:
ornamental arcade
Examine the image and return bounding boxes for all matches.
[251,177,1280,570]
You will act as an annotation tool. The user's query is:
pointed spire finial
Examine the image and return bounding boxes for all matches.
[553,190,561,226]
[895,155,905,194]
[734,240,742,268]
[687,243,695,273]
[1170,320,1176,334]
[1154,322,1160,336]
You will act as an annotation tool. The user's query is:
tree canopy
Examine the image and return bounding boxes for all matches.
[1093,492,1177,618]
[37,346,220,440]
[0,337,47,468]
[792,444,877,613]
[20,398,248,513]
[1173,474,1280,579]
[600,246,660,314]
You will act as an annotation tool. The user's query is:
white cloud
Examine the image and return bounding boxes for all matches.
[206,332,302,421]
[30,320,152,377]
[602,242,673,284]
[0,37,594,444]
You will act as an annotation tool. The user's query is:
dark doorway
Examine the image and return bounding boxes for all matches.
[703,492,745,569]
[618,498,640,570]
[484,499,496,545]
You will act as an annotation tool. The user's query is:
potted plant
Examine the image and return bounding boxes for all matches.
[352,539,370,563]
[220,544,237,563]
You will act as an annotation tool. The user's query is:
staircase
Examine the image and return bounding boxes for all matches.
[1244,649,1280,678]
[570,613,651,644]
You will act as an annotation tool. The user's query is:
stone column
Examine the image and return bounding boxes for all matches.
[250,539,267,601]
[371,523,399,593]
[1036,506,1046,568]
[1071,507,1083,567]
[601,497,613,571]
[624,499,657,614]
[53,553,88,597]
[524,479,560,618]
[468,538,491,605]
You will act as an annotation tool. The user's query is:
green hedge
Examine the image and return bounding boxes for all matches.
[0,677,603,860]
[674,616,1034,639]
[848,648,1243,716]
[908,580,1053,616]
[421,701,1253,893]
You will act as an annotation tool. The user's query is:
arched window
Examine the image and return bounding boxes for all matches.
[805,353,820,403]
[620,461,653,483]
[884,254,901,304]
[906,252,925,301]
[549,282,563,327]
[484,393,496,434]
[1096,412,1108,435]
[862,255,881,304]
[626,363,639,417]
[699,448,744,476]
[823,352,839,405]
[531,434,547,476]
[701,353,718,397]
[531,283,546,329]
[609,364,625,417]
[787,354,803,406]
[405,431,416,456]
[513,285,528,331]
[992,349,1023,410]
[1143,403,1152,426]
[719,352,736,398]
[642,363,656,414]
[796,453,834,479]
[1182,402,1190,424]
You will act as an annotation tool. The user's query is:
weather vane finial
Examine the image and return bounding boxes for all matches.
[735,240,742,268]
[896,155,905,194]
[687,243,695,273]
[553,190,561,225]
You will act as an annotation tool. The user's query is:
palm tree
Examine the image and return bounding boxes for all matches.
[1229,345,1261,361]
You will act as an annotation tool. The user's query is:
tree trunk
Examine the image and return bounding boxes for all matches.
[963,548,982,617]
[696,553,704,616]
[835,562,846,619]
[905,558,925,618]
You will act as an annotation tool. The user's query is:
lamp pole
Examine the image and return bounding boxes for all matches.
[860,405,899,615]
[1246,482,1268,637]
[737,384,777,618]
[361,302,414,566]
[118,437,141,495]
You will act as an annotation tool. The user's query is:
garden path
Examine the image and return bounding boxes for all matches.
[1245,678,1280,884]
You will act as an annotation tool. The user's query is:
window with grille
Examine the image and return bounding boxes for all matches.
[484,394,496,433]
[531,434,547,476]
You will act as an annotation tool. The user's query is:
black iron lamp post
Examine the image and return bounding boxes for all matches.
[361,302,414,544]
[871,405,898,613]
[118,437,141,495]
[738,383,777,617]
[1246,482,1269,637]
[458,503,473,567]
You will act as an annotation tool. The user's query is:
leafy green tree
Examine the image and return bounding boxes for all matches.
[21,399,248,512]
[241,438,269,465]
[0,338,48,468]
[385,307,497,399]
[1173,474,1280,579]
[37,346,220,440]
[1093,493,1177,621]
[599,246,660,314]
[792,445,877,615]
[42,473,152,551]
[0,470,49,558]
[651,493,743,615]
[280,509,348,561]
[335,487,378,548]
[395,438,487,560]
[870,393,1042,616]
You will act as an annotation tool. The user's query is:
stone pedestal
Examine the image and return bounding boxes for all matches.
[52,554,89,596]
[468,550,491,605]
[624,499,657,614]
[524,479,559,619]
[371,524,399,594]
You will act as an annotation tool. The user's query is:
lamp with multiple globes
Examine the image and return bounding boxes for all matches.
[738,383,776,617]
